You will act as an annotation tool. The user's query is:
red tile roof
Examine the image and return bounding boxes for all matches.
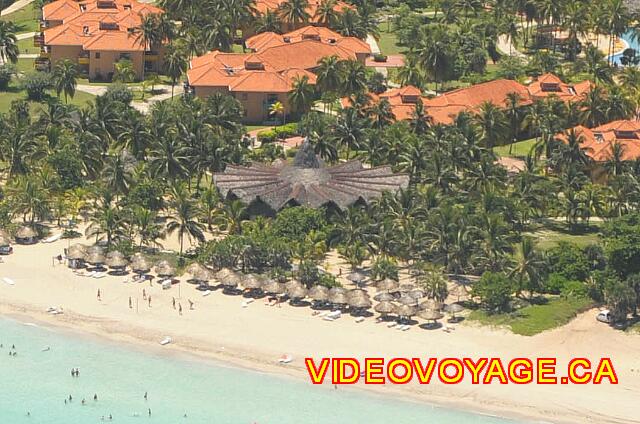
[246,26,370,55]
[527,73,592,101]
[254,0,352,22]
[558,120,640,162]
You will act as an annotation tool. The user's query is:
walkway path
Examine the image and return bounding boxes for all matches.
[496,34,528,60]
[365,34,388,78]
[16,31,36,40]
[76,83,176,113]
[0,0,34,16]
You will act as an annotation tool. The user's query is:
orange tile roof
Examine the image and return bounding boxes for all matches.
[254,0,352,21]
[189,29,364,94]
[43,0,161,51]
[245,25,370,55]
[527,73,592,101]
[558,120,640,162]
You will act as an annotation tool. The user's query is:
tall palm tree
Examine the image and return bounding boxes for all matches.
[199,185,220,231]
[166,186,205,256]
[52,59,78,103]
[339,60,367,96]
[316,55,342,107]
[133,13,161,81]
[164,46,187,97]
[314,0,338,26]
[0,21,19,64]
[255,10,283,33]
[474,102,509,150]
[414,25,451,93]
[214,199,247,235]
[509,236,545,299]
[278,0,311,27]
[288,75,315,116]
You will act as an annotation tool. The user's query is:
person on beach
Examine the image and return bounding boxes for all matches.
[148,296,151,307]
[81,399,85,405]
[148,408,151,416]
[172,297,176,309]
[178,303,182,315]
[188,299,194,310]
[144,392,148,400]
[97,289,101,301]
[69,395,72,402]
[129,297,132,309]
[143,289,146,300]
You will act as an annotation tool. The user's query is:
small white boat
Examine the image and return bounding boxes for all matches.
[159,337,172,346]
[278,354,293,364]
[3,277,15,285]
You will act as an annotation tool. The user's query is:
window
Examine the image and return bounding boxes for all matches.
[267,94,278,103]
[119,53,131,60]
[95,52,101,59]
[240,93,248,101]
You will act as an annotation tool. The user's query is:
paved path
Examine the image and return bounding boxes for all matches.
[16,31,36,40]
[1,0,35,16]
[496,34,527,59]
[365,34,388,78]
[76,83,178,113]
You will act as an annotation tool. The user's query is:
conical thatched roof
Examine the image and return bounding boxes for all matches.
[241,274,263,290]
[445,303,465,313]
[308,285,329,301]
[287,284,308,299]
[394,304,417,317]
[328,291,349,305]
[189,264,213,282]
[263,280,286,294]
[348,296,372,308]
[0,229,10,246]
[16,226,37,239]
[408,289,425,300]
[419,299,443,311]
[213,139,410,210]
[131,254,152,273]
[419,309,444,321]
[374,291,395,302]
[347,288,368,300]
[376,278,399,292]
[155,260,176,277]
[106,252,128,268]
[87,252,106,265]
[397,294,418,306]
[346,271,366,283]
[374,301,396,314]
[328,287,346,297]
[87,245,105,256]
[217,268,240,287]
[67,244,87,260]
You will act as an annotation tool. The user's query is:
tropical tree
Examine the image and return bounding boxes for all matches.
[278,0,310,26]
[0,21,19,64]
[52,59,78,103]
[166,185,206,255]
[288,75,315,116]
[164,45,187,97]
[509,236,545,299]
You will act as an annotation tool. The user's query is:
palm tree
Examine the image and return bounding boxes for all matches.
[605,142,627,177]
[255,10,283,33]
[132,206,164,248]
[278,0,311,27]
[339,60,367,96]
[504,92,521,155]
[414,25,451,93]
[509,236,545,299]
[166,185,205,255]
[113,59,136,83]
[133,13,161,81]
[164,45,187,97]
[148,134,190,181]
[417,267,449,303]
[314,0,338,26]
[269,100,285,124]
[474,102,509,150]
[288,75,315,116]
[86,201,126,246]
[199,186,220,231]
[332,107,369,159]
[315,55,342,108]
[214,199,247,235]
[51,59,78,103]
[0,21,19,64]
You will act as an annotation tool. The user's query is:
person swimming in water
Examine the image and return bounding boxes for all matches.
[94,394,98,401]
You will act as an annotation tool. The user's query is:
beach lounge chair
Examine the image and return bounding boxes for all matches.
[318,311,330,318]
[387,322,396,328]
[3,277,15,285]
[202,290,211,297]
[327,310,341,319]
[401,325,411,331]
[93,272,106,279]
[355,317,365,323]
[159,337,172,346]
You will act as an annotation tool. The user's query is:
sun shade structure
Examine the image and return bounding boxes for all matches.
[155,260,176,278]
[375,278,399,292]
[242,274,264,290]
[308,285,329,301]
[214,140,410,210]
[418,309,444,321]
[131,254,152,274]
[15,226,38,244]
[374,291,395,302]
[67,244,87,260]
[374,301,396,314]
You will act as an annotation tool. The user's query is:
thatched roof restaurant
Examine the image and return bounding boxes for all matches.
[214,140,410,210]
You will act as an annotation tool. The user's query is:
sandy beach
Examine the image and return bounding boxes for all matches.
[0,236,639,424]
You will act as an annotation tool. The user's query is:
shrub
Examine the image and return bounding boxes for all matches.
[373,53,388,62]
[371,256,399,281]
[257,129,277,143]
[560,280,588,299]
[547,242,591,282]
[0,64,15,90]
[22,72,51,101]
[472,272,514,313]
[545,273,568,295]
[104,83,133,105]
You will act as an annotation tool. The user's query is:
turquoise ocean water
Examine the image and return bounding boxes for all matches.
[0,317,519,424]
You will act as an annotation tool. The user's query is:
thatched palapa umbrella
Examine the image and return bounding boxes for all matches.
[87,245,105,256]
[216,268,240,288]
[0,231,11,247]
[285,279,302,292]
[419,299,443,311]
[308,285,329,301]
[394,304,417,318]
[347,288,368,300]
[376,278,399,292]
[263,279,286,295]
[241,274,263,290]
[287,284,308,300]
[374,301,395,315]
[408,289,425,300]
[348,296,372,309]
[328,287,346,297]
[155,260,176,278]
[15,226,38,244]
[419,309,444,322]
[328,291,349,306]
[397,294,418,306]
[67,244,87,260]
[346,271,366,286]
[106,251,128,270]
[87,251,106,266]
[444,303,465,320]
[131,255,152,275]
[374,291,395,302]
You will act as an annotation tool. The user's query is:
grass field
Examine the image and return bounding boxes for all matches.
[376,23,403,55]
[17,36,38,55]
[0,2,40,33]
[468,296,593,336]
[0,81,95,115]
[493,138,537,158]
[525,219,602,250]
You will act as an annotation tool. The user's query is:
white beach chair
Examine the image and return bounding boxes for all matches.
[401,325,411,331]
[318,311,330,318]
[327,310,341,319]
[93,272,106,279]
[355,317,365,323]
[323,316,336,321]
[387,322,397,328]
[159,336,172,345]
[202,290,211,297]
[3,277,15,285]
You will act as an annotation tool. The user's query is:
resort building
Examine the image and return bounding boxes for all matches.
[35,0,164,81]
[187,26,371,123]
[346,73,591,125]
[558,120,640,181]
[246,0,352,36]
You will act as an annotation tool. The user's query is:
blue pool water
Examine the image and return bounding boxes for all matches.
[611,30,639,65]
[0,317,520,424]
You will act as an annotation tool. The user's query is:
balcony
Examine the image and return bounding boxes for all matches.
[33,34,44,47]
[78,52,90,65]
[34,57,50,71]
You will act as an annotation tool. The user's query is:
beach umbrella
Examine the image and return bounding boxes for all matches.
[376,278,399,292]
[185,263,206,278]
[374,301,396,314]
[397,294,418,306]
[193,267,213,282]
[287,284,308,300]
[217,269,240,288]
[328,291,349,305]
[87,245,105,256]
[66,244,86,260]
[394,304,417,317]
[285,279,302,292]
[348,296,372,309]
[408,289,425,300]
[155,260,176,278]
[419,309,444,322]
[444,303,465,313]
[15,226,38,244]
[106,252,128,269]
[87,251,106,266]
[263,280,286,295]
[0,231,10,247]
[347,288,368,300]
[308,285,329,301]
[399,284,416,293]
[374,291,395,302]
[419,299,443,311]
[131,255,152,274]
[346,271,366,285]
[241,274,264,290]
[328,287,346,297]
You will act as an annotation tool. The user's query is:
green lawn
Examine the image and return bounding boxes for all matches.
[493,138,537,158]
[0,81,95,114]
[376,22,403,55]
[17,36,38,55]
[525,219,602,250]
[468,296,593,336]
[1,2,40,33]
[15,57,35,74]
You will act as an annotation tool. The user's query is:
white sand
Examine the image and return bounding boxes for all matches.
[0,237,639,424]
